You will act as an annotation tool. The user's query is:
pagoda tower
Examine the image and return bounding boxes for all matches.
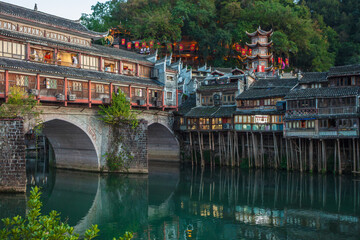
[245,26,273,72]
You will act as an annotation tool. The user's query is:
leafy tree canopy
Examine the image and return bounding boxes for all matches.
[81,0,357,71]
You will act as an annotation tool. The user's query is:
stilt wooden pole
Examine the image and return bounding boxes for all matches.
[309,139,313,172]
[337,139,342,175]
[218,132,222,166]
[353,138,356,174]
[190,132,194,166]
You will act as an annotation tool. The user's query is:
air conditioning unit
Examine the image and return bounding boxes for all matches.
[28,89,39,96]
[102,97,111,104]
[56,93,65,101]
[68,94,76,101]
[137,99,145,105]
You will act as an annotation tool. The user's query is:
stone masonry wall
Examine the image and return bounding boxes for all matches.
[108,119,148,173]
[0,119,26,192]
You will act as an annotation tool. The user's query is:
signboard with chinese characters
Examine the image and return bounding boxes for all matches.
[254,115,269,123]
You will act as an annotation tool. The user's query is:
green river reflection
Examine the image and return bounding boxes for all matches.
[1,162,360,240]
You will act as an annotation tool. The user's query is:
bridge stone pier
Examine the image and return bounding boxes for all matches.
[23,105,179,173]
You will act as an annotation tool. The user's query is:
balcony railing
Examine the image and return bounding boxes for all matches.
[286,108,318,118]
[318,106,357,115]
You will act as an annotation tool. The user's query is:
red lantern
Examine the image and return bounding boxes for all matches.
[241,48,246,56]
[142,41,146,48]
[135,41,139,49]
[285,58,289,66]
[150,40,154,48]
[127,42,131,49]
[121,38,125,45]
[235,44,241,52]
[248,49,252,56]
[278,57,281,64]
[179,44,184,51]
[190,44,195,52]
[271,57,274,63]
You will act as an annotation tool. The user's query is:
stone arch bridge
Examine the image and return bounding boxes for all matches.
[24,106,180,173]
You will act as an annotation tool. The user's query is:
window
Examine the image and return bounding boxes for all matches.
[73,82,82,92]
[212,118,222,129]
[81,55,99,70]
[167,91,173,100]
[46,78,57,89]
[135,89,143,97]
[16,75,29,87]
[96,84,105,93]
[0,40,25,59]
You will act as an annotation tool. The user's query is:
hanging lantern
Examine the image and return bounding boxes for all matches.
[150,40,154,48]
[190,44,195,52]
[127,42,132,49]
[142,41,146,48]
[241,48,246,56]
[121,38,126,45]
[278,57,281,64]
[271,57,274,64]
[285,58,289,66]
[135,41,139,49]
[236,44,241,52]
[179,44,184,51]
[248,49,252,56]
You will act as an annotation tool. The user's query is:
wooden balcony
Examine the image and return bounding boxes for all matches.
[318,106,358,115]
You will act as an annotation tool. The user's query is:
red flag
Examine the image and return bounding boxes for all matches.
[179,44,184,51]
[190,44,195,51]
[127,42,131,49]
[121,38,125,45]
[135,41,139,49]
[142,41,146,48]
[248,49,252,55]
[236,44,241,52]
[241,48,246,56]
[285,58,289,66]
[150,40,154,48]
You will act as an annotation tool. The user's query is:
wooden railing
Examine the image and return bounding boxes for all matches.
[318,106,357,115]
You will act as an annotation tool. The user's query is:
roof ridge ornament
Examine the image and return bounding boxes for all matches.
[34,3,38,11]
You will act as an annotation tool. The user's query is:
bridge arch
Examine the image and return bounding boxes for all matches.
[147,122,179,162]
[28,118,100,171]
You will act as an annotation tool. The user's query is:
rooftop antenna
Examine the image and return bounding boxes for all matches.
[34,3,38,11]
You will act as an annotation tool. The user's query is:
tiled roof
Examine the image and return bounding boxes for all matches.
[299,72,328,83]
[235,109,282,115]
[285,86,360,99]
[0,29,152,63]
[236,78,297,100]
[0,58,162,87]
[198,82,238,91]
[329,64,360,77]
[185,105,236,118]
[176,94,196,116]
[0,1,105,37]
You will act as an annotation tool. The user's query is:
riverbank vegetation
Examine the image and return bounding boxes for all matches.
[0,187,133,239]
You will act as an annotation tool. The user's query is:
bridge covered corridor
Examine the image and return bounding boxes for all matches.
[147,123,179,162]
[42,119,99,171]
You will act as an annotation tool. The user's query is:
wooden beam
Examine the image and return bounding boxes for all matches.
[64,77,68,106]
[4,70,8,102]
[88,80,92,108]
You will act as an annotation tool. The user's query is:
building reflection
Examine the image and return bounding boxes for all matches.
[1,165,360,240]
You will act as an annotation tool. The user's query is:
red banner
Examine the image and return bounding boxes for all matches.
[142,41,146,48]
[135,41,139,49]
[248,49,252,55]
[150,40,154,48]
[235,44,241,52]
[190,44,195,51]
[127,42,131,49]
[257,65,265,72]
[179,44,184,51]
[285,58,289,66]
[121,38,125,45]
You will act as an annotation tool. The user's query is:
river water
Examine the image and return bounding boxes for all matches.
[1,162,360,240]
